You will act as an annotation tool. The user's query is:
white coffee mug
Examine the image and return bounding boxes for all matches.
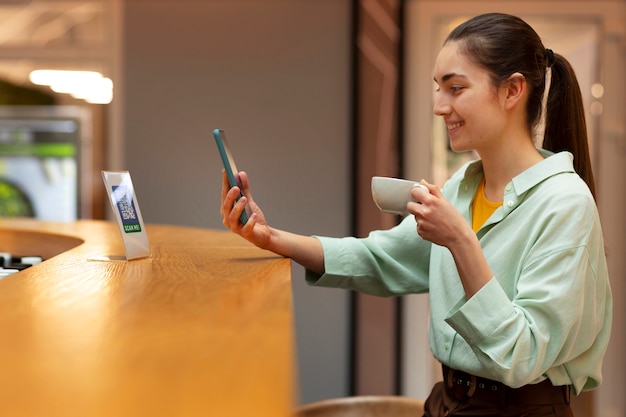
[371,176,426,215]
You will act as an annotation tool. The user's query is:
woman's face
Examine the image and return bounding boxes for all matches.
[433,41,508,154]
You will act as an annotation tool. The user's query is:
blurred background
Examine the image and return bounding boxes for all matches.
[0,1,623,416]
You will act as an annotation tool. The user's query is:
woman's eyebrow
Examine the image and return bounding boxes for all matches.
[434,73,467,83]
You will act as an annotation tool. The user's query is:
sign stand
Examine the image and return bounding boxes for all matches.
[93,171,150,261]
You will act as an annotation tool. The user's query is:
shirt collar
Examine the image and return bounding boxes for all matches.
[461,150,576,196]
[511,150,575,195]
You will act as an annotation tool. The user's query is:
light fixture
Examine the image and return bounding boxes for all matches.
[29,69,113,104]
[590,83,604,99]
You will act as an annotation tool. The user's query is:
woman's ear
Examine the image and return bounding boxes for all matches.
[503,72,526,109]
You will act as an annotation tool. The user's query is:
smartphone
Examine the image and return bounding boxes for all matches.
[213,128,249,224]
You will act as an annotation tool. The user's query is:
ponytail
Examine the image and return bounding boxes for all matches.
[543,54,596,199]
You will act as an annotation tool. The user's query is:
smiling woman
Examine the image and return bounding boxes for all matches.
[432,43,525,158]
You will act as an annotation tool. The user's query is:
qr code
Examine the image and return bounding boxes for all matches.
[111,185,142,233]
[118,193,137,221]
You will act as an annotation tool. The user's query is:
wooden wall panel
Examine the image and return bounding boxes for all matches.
[352,0,403,395]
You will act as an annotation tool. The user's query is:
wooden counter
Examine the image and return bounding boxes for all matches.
[0,219,295,417]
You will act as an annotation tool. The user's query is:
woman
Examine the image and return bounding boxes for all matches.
[220,13,612,417]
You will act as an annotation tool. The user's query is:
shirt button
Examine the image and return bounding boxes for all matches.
[444,343,450,350]
[505,185,512,192]
[507,201,514,208]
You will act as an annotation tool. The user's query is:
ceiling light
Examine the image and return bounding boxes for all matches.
[29,69,113,104]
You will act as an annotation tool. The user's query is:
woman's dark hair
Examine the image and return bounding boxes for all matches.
[444,13,596,198]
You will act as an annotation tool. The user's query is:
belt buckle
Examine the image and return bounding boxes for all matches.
[446,367,477,400]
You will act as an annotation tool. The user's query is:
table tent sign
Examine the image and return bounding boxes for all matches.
[97,170,150,261]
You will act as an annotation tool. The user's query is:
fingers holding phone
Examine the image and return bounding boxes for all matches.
[220,169,273,249]
[221,170,249,225]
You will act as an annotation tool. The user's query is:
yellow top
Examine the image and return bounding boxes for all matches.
[472,178,503,232]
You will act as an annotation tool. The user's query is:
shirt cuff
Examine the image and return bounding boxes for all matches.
[304,236,348,286]
[445,277,515,346]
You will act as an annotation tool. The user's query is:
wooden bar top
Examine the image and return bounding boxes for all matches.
[0,219,295,417]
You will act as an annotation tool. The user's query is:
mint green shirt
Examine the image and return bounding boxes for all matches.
[307,151,612,395]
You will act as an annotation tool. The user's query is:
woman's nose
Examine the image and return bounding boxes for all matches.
[433,94,450,116]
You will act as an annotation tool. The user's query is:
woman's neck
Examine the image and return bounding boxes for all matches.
[478,138,544,202]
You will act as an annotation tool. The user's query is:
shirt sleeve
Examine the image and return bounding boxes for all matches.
[305,215,431,296]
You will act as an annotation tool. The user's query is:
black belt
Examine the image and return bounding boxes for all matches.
[443,365,570,406]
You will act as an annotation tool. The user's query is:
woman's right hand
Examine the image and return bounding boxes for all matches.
[220,170,272,250]
[220,170,325,274]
